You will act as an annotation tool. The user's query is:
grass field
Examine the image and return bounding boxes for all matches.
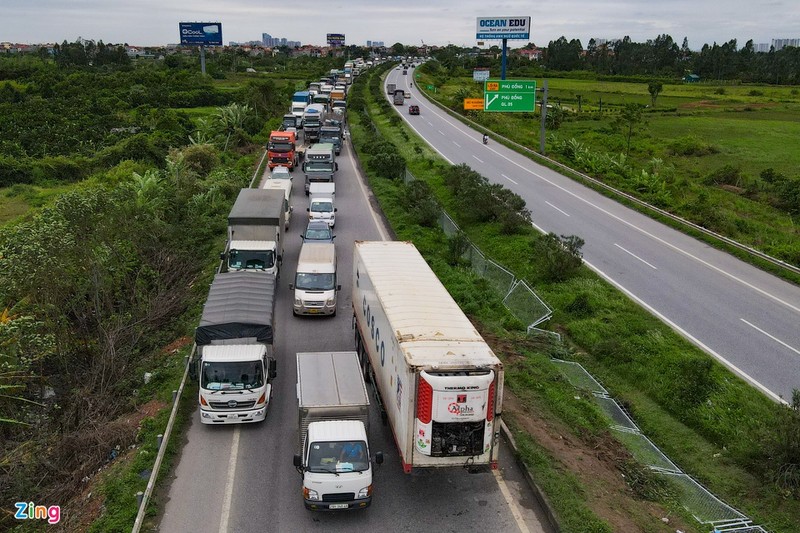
[416,71,800,269]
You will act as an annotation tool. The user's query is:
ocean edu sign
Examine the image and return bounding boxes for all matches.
[476,17,531,40]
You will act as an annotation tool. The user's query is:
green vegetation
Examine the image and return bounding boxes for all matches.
[350,62,800,532]
[415,63,800,271]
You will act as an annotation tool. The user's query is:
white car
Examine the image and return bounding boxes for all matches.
[269,166,292,180]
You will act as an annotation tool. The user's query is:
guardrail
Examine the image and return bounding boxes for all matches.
[414,82,800,277]
[131,147,268,533]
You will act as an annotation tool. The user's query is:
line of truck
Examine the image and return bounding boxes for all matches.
[187,59,502,509]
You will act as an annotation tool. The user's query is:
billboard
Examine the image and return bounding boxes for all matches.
[327,33,346,47]
[476,17,530,40]
[473,68,490,82]
[179,22,223,45]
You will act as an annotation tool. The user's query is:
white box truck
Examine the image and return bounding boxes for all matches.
[290,242,340,316]
[222,188,285,277]
[293,351,383,510]
[352,241,504,473]
[261,179,293,231]
[307,182,336,228]
[193,272,278,424]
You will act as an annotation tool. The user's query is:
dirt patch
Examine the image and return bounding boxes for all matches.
[503,389,693,532]
[680,100,777,111]
[60,398,168,532]
[162,336,192,355]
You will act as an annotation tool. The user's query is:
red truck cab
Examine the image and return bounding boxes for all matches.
[268,130,299,171]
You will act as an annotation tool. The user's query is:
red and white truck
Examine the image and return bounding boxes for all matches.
[267,130,299,171]
[352,241,504,473]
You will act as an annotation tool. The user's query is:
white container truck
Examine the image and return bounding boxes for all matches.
[261,179,292,231]
[352,241,504,473]
[223,188,285,277]
[293,351,383,510]
[194,272,278,424]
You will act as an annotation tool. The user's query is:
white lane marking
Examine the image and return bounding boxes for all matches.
[545,201,570,217]
[452,141,461,148]
[410,88,800,317]
[584,258,785,404]
[493,469,531,533]
[426,121,433,126]
[438,130,445,136]
[218,426,240,533]
[614,243,657,270]
[473,155,484,163]
[502,174,518,185]
[741,319,800,357]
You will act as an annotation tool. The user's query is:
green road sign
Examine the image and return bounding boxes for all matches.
[483,79,537,112]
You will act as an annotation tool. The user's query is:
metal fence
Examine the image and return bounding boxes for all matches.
[551,359,770,533]
[404,170,554,333]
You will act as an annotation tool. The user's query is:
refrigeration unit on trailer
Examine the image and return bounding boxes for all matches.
[352,240,504,473]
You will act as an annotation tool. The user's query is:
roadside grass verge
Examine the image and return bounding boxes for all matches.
[350,66,800,532]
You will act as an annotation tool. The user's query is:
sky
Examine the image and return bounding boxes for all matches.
[2,0,798,50]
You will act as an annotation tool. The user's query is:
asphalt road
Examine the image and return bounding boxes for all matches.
[158,125,550,533]
[389,66,800,402]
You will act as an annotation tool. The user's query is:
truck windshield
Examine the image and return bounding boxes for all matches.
[202,360,264,391]
[308,440,369,473]
[310,201,333,213]
[268,141,293,152]
[228,249,275,271]
[306,162,332,171]
[295,272,335,290]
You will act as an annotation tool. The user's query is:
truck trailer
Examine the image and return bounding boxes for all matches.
[352,241,504,473]
[194,272,278,424]
[222,188,286,277]
[293,351,382,510]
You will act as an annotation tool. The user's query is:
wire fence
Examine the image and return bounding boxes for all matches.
[551,359,770,533]
[405,169,554,333]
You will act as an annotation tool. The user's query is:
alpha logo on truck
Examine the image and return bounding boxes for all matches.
[447,402,474,416]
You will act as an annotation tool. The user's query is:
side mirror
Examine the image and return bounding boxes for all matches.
[331,235,336,240]
[219,252,225,260]
[293,454,302,468]
[290,206,294,212]
[375,452,384,465]
[334,208,337,212]
[289,284,294,290]
[277,254,282,263]
[306,208,310,212]
[334,163,339,171]
[336,284,342,291]
[269,359,277,379]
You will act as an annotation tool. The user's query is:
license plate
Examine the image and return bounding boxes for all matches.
[329,503,349,509]
[308,309,320,314]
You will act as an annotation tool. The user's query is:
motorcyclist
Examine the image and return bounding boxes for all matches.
[482,133,488,145]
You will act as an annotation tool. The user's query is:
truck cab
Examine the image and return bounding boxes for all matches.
[302,143,337,195]
[302,104,326,144]
[199,344,276,424]
[226,240,278,274]
[319,126,342,155]
[307,182,336,228]
[267,130,299,171]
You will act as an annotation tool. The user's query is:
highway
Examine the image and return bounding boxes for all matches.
[158,124,550,532]
[388,66,800,402]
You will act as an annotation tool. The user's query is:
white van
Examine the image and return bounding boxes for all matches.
[290,243,340,316]
[261,179,292,230]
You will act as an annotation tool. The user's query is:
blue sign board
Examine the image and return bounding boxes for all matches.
[327,33,346,47]
[179,22,223,46]
[475,16,530,40]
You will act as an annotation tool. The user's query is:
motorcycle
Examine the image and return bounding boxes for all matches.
[482,135,488,145]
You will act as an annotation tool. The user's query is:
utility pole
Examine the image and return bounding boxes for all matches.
[501,38,507,80]
[539,79,548,155]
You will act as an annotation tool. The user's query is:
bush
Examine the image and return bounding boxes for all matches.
[445,231,470,266]
[704,164,744,187]
[533,233,584,281]
[667,135,720,156]
[401,180,440,227]
[370,150,406,180]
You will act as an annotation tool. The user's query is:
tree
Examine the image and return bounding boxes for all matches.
[648,81,663,107]
[613,103,647,156]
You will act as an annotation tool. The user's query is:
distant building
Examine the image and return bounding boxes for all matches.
[366,40,384,47]
[772,38,800,51]
[755,43,771,53]
[515,48,542,61]
[262,32,300,48]
[683,74,700,83]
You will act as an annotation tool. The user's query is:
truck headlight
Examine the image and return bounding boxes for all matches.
[294,298,302,306]
[357,485,372,499]
[303,487,320,501]
[325,298,335,306]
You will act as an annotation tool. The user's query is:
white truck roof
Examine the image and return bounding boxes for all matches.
[229,239,274,251]
[354,241,501,367]
[296,352,368,408]
[297,243,335,271]
[307,420,368,443]
[202,344,266,362]
[309,182,335,196]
